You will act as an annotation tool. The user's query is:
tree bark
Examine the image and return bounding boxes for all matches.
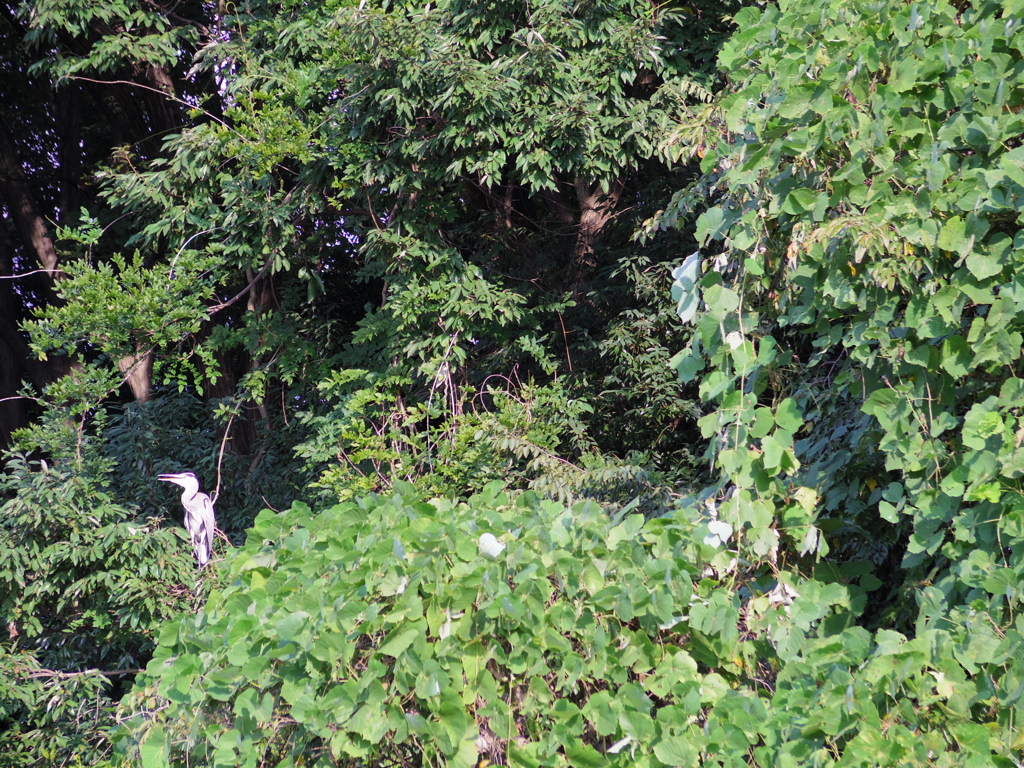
[0,125,78,385]
[540,182,577,227]
[569,177,624,297]
[0,124,62,281]
[115,343,154,402]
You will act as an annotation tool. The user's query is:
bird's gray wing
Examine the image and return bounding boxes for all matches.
[186,493,216,568]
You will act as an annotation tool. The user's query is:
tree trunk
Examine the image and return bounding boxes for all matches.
[0,124,62,281]
[0,124,78,385]
[569,177,624,298]
[115,343,154,402]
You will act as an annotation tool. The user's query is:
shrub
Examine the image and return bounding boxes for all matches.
[113,485,712,767]
[114,479,1022,767]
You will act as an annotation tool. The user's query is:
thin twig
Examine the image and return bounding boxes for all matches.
[280,386,290,427]
[0,268,63,280]
[557,311,573,372]
[212,412,235,504]
[64,77,243,139]
[24,667,145,679]
[168,227,223,277]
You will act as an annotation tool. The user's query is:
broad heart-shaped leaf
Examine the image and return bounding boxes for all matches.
[999,145,1024,186]
[447,736,479,768]
[750,407,774,439]
[702,284,740,317]
[377,624,422,658]
[941,335,973,376]
[671,251,702,323]
[937,216,968,255]
[582,690,617,737]
[275,610,310,642]
[774,398,803,432]
[965,250,1004,280]
[139,725,169,768]
[654,735,698,766]
[780,188,821,215]
[673,251,701,285]
[563,742,605,768]
[669,346,705,383]
[761,433,790,471]
[878,501,899,523]
[675,291,701,324]
[861,387,896,418]
[961,401,1003,450]
[695,207,725,245]
[703,520,733,547]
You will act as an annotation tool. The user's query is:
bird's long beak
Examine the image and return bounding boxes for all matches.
[158,473,187,482]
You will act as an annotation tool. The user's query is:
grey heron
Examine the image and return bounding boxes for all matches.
[158,472,216,568]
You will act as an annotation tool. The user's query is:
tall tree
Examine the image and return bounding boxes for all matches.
[81,0,736,497]
[0,0,219,440]
[0,0,740,514]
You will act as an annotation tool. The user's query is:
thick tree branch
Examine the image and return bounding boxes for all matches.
[208,255,275,316]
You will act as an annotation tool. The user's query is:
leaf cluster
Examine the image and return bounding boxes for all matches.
[111,486,708,767]
[654,0,1024,762]
[0,452,202,766]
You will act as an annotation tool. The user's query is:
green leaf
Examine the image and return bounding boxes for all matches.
[449,737,480,768]
[582,691,618,737]
[139,725,169,768]
[962,403,1003,450]
[761,434,787,471]
[671,252,703,323]
[654,736,698,766]
[750,407,774,439]
[702,284,740,316]
[508,743,542,768]
[941,336,973,377]
[564,742,605,768]
[965,251,1003,280]
[774,399,803,432]
[781,188,822,215]
[669,347,705,383]
[695,208,726,245]
[878,501,899,523]
[378,626,421,658]
[937,216,967,255]
[861,388,895,417]
[276,611,310,642]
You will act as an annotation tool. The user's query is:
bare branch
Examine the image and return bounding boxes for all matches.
[23,667,145,679]
[207,255,275,316]
[0,269,64,280]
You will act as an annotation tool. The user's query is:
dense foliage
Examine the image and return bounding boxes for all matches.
[2,0,1024,764]
[654,0,1024,762]
[114,486,714,768]
[0,450,203,764]
[84,0,727,500]
[1,0,731,761]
